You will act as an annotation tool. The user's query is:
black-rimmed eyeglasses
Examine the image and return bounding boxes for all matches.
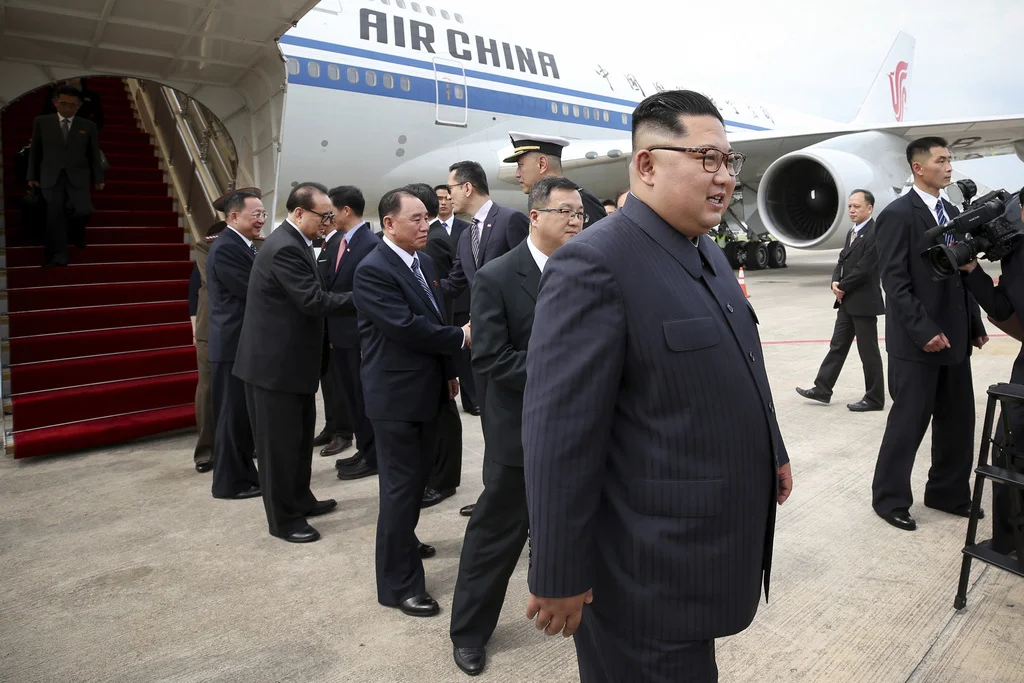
[307,209,335,225]
[645,146,746,176]
[536,208,587,223]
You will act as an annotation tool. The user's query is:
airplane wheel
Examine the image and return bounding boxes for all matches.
[768,242,787,268]
[745,241,769,270]
[723,243,746,270]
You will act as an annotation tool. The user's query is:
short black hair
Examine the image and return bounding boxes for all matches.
[327,185,365,216]
[631,90,723,148]
[528,176,581,212]
[54,85,82,101]
[1018,185,1024,207]
[602,199,616,208]
[449,160,489,196]
[905,137,948,167]
[286,182,328,212]
[378,188,416,220]
[404,182,439,217]
[850,189,875,207]
[222,190,261,216]
[434,184,451,195]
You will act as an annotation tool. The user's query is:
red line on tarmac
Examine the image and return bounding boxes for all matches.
[762,334,1010,346]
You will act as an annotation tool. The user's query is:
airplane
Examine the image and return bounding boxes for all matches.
[274,0,1024,268]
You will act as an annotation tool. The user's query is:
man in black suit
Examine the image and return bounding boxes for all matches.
[434,184,479,416]
[872,137,988,532]
[26,85,105,267]
[207,190,265,500]
[353,188,472,617]
[797,189,885,411]
[440,160,529,517]
[522,90,793,682]
[449,176,583,676]
[505,131,607,229]
[323,185,379,482]
[234,183,356,543]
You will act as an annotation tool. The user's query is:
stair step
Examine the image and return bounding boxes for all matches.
[85,226,183,244]
[6,262,194,289]
[102,152,158,169]
[8,403,196,459]
[8,322,193,364]
[8,300,190,337]
[9,346,197,394]
[6,243,189,268]
[8,280,189,313]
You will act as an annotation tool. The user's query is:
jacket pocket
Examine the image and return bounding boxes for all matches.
[626,478,725,518]
[663,317,720,351]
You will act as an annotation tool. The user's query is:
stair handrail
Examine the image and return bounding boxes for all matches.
[167,90,240,195]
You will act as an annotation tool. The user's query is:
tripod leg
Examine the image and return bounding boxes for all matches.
[955,393,998,609]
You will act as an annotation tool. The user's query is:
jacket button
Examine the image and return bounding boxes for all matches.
[769,402,775,413]
[749,351,756,362]
[727,303,735,313]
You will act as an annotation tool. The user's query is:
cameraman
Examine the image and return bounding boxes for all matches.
[959,184,1024,556]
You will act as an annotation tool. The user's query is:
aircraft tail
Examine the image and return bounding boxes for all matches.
[851,32,916,125]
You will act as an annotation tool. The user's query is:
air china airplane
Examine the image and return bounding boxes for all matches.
[273,0,1024,264]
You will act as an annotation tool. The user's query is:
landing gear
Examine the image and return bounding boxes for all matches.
[768,242,787,268]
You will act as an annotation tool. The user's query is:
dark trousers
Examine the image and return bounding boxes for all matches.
[813,311,884,406]
[454,311,478,410]
[41,172,91,263]
[373,414,440,605]
[574,605,718,683]
[321,350,353,440]
[872,356,975,515]
[450,459,529,648]
[429,398,463,491]
[332,345,376,467]
[245,383,317,537]
[211,361,259,498]
[193,339,214,465]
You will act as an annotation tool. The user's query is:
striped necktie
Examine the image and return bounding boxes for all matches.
[411,257,440,315]
[470,219,481,266]
[936,200,954,245]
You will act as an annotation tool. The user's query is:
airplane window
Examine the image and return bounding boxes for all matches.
[441,9,450,19]
[383,73,395,89]
[454,85,464,100]
[550,102,558,114]
[427,6,435,16]
[396,0,406,7]
[412,2,421,10]
[400,76,411,91]
[366,70,378,86]
[308,61,320,78]
[572,105,580,118]
[328,64,340,80]
[621,113,628,125]
[603,110,609,122]
[454,13,464,22]
[286,58,300,75]
[562,103,569,116]
[347,67,359,83]
[583,108,590,119]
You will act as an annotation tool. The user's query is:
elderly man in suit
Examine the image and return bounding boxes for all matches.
[353,188,472,618]
[522,90,793,682]
[797,189,885,411]
[872,137,988,532]
[27,84,104,267]
[234,182,356,543]
[448,176,583,676]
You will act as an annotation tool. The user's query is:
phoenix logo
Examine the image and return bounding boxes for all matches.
[888,61,908,122]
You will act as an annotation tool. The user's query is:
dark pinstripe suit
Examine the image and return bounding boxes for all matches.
[522,196,788,681]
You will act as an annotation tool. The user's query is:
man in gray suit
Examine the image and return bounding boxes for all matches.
[522,90,794,682]
[27,85,104,268]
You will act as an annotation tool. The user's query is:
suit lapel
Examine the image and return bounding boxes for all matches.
[478,204,501,263]
[379,243,444,323]
[224,227,254,261]
[620,198,703,280]
[517,239,541,302]
[281,221,322,285]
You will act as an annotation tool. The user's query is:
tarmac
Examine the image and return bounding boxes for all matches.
[1,248,1021,683]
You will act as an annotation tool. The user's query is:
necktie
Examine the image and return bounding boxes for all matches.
[470,219,481,266]
[333,236,347,273]
[848,226,857,246]
[61,118,70,140]
[936,200,954,245]
[411,257,440,315]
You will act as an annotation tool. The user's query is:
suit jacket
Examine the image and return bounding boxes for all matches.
[193,237,215,343]
[470,239,539,467]
[27,114,104,189]
[832,219,885,317]
[876,191,986,364]
[233,221,356,394]
[319,223,380,349]
[577,185,608,230]
[522,195,788,642]
[440,202,528,304]
[353,242,464,422]
[207,229,256,363]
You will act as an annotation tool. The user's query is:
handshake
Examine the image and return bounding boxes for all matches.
[461,321,472,348]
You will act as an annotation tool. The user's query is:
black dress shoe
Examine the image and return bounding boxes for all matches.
[848,400,883,412]
[230,485,262,500]
[320,436,353,457]
[195,461,213,473]
[397,593,440,617]
[280,525,320,543]
[308,499,338,516]
[796,387,830,404]
[419,543,436,558]
[927,503,984,519]
[312,430,333,447]
[879,510,917,531]
[336,460,377,480]
[454,646,486,676]
[464,405,482,416]
[335,452,361,469]
[421,487,455,508]
[460,504,475,517]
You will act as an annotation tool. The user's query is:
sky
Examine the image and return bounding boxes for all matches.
[506,0,1024,190]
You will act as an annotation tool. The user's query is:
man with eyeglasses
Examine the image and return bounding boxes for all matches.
[234,182,357,543]
[522,90,791,682]
[505,131,607,230]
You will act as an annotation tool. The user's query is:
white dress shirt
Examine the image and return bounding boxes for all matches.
[436,217,453,236]
[286,219,313,247]
[472,200,494,231]
[912,185,950,226]
[382,235,466,348]
[227,225,253,249]
[527,234,548,272]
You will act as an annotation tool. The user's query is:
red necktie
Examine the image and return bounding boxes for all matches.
[333,236,347,272]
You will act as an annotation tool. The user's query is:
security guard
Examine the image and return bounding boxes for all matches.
[504,131,606,229]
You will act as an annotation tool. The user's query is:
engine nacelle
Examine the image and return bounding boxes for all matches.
[756,131,909,249]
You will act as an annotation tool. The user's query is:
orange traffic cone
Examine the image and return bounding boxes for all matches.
[737,267,749,298]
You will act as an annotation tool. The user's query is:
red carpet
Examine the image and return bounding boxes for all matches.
[2,77,198,458]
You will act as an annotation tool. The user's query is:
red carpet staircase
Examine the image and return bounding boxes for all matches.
[1,77,198,459]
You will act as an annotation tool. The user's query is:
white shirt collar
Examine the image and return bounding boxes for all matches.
[472,199,494,227]
[286,219,313,247]
[322,229,338,243]
[59,115,74,124]
[226,225,253,248]
[382,234,416,269]
[526,234,548,272]
[852,219,871,234]
[912,185,952,225]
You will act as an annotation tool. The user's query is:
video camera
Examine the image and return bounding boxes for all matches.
[921,179,1024,280]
